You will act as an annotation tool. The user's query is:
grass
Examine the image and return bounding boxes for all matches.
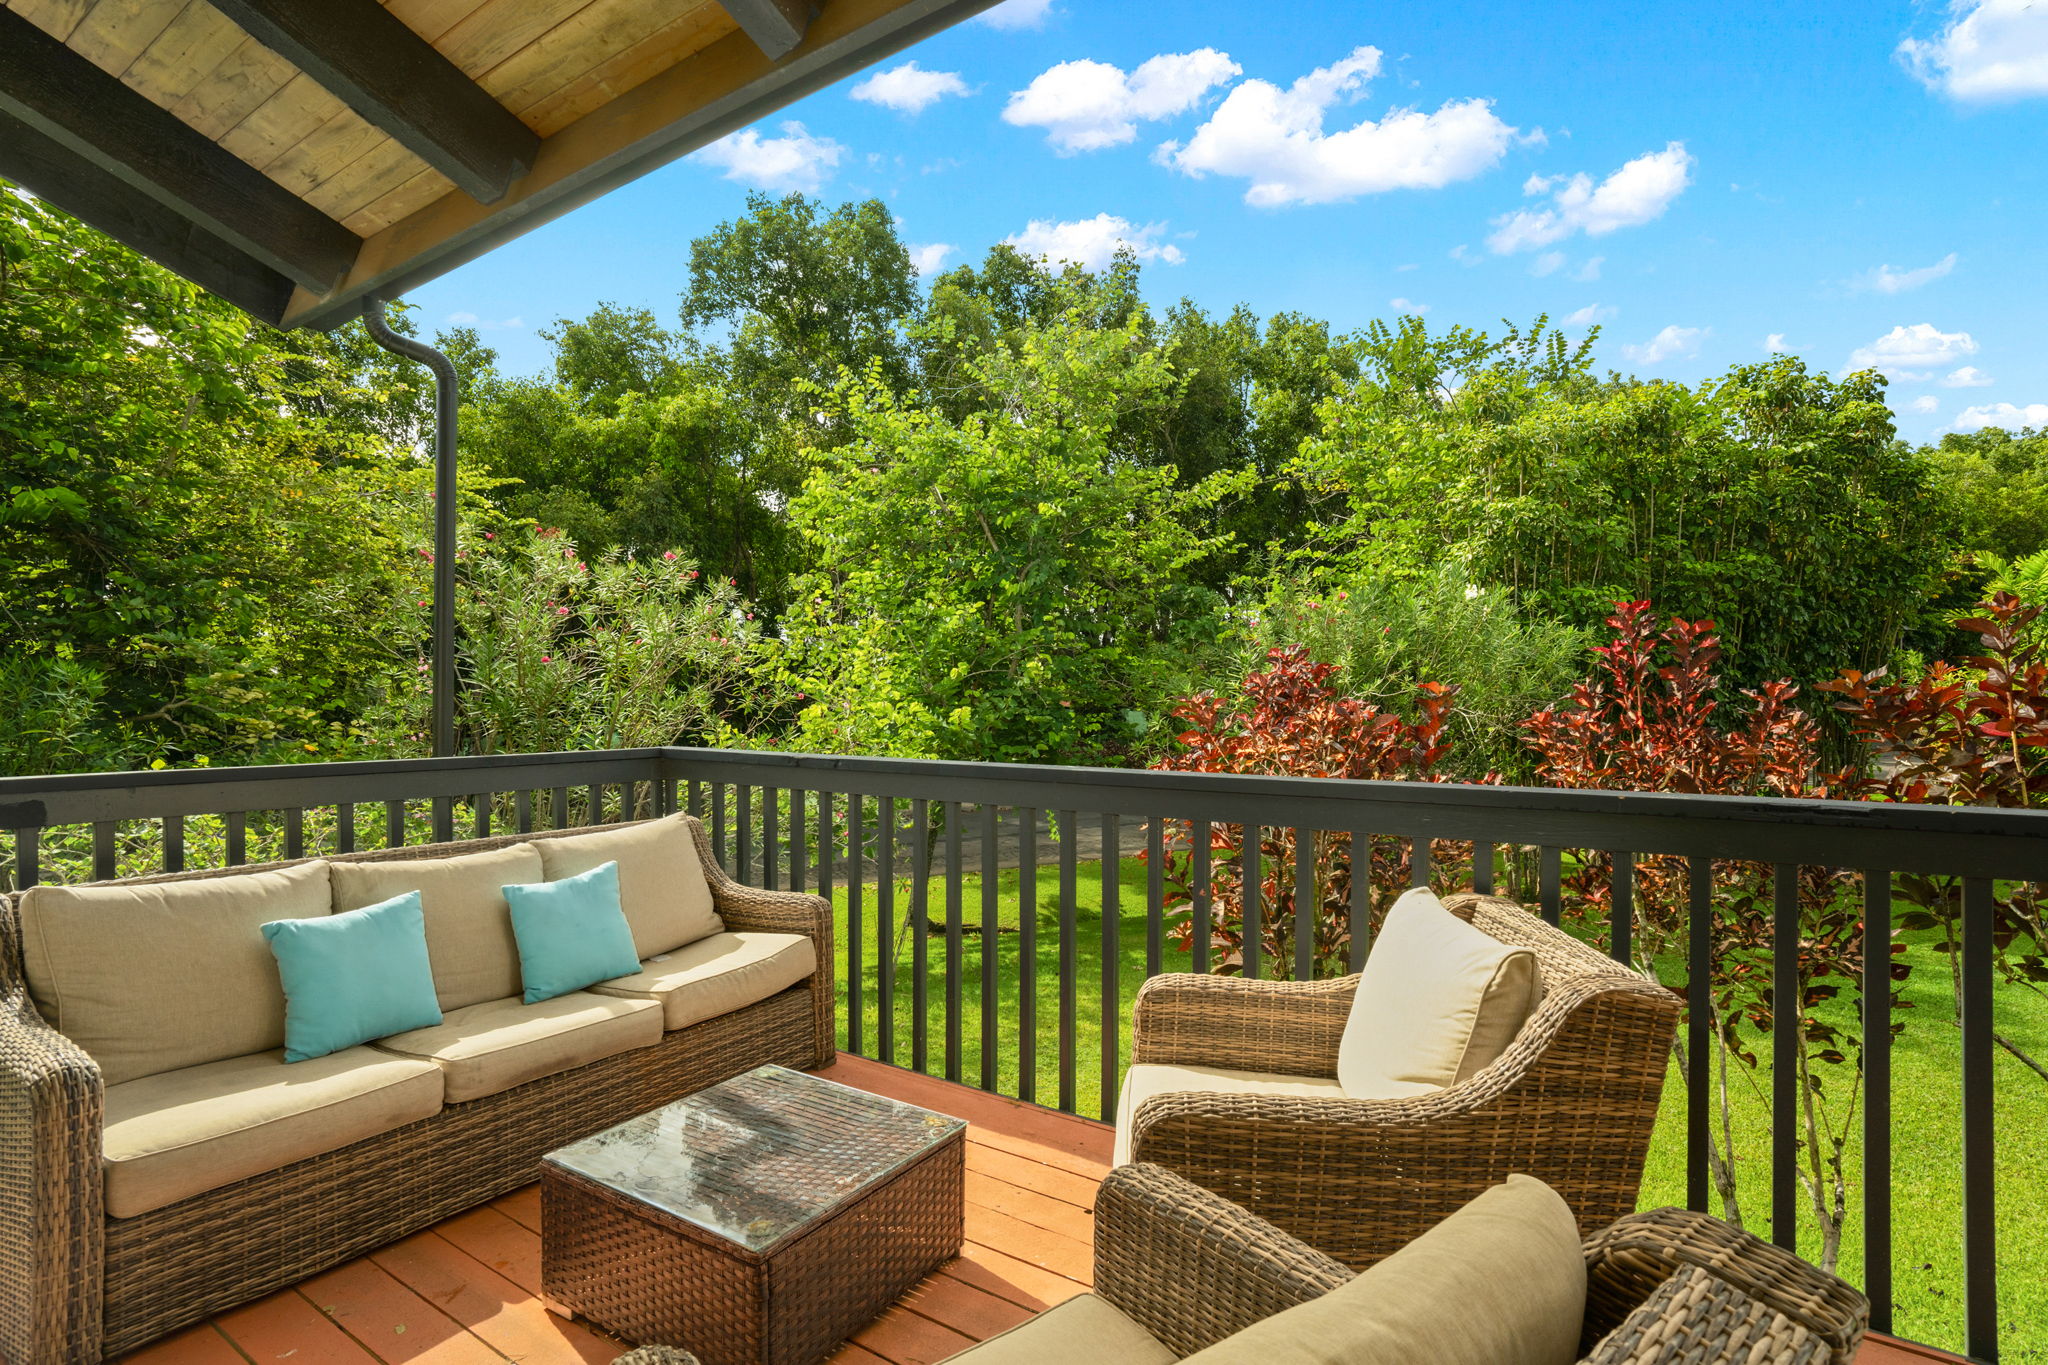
[815,856,2048,1361]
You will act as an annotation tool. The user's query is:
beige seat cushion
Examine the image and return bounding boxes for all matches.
[19,860,333,1086]
[102,1046,443,1218]
[371,992,661,1102]
[535,814,720,958]
[1180,1174,1586,1365]
[937,1292,1176,1365]
[589,931,816,1031]
[330,844,542,1011]
[1336,886,1540,1098]
[1112,1062,1431,1166]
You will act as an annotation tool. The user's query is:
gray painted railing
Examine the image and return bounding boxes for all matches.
[2,746,2037,1363]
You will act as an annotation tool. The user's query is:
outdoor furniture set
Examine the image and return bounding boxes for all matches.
[0,808,1866,1364]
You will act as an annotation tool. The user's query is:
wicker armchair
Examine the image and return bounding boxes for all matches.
[1123,891,1682,1266]
[1089,1164,1867,1365]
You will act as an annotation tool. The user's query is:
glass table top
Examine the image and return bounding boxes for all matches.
[543,1065,967,1253]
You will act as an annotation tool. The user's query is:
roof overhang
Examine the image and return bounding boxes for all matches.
[0,0,998,331]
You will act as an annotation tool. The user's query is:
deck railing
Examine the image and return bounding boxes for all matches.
[3,746,2040,1363]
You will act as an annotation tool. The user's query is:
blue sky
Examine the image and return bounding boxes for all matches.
[411,0,2048,441]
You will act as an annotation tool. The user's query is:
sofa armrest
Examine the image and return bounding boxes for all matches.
[686,818,836,1064]
[1127,972,1679,1266]
[1093,1162,1353,1357]
[1581,1263,1828,1365]
[0,899,106,1365]
[1130,972,1353,1076]
[1581,1208,1867,1364]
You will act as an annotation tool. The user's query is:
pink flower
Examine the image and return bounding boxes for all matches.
[484,532,495,541]
[688,570,699,579]
[417,599,429,607]
[557,606,570,616]
[541,655,553,663]
[663,551,677,561]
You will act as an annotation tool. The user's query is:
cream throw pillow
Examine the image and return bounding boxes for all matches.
[535,813,721,957]
[19,860,333,1085]
[1179,1174,1585,1365]
[1336,885,1539,1096]
[329,844,542,1012]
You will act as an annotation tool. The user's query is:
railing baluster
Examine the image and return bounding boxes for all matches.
[1018,807,1038,1104]
[1540,845,1562,925]
[472,793,490,839]
[285,808,304,860]
[1192,820,1212,974]
[980,803,1000,1092]
[228,811,248,865]
[1242,827,1262,980]
[163,815,185,873]
[737,785,753,886]
[515,789,533,834]
[1771,862,1799,1251]
[384,800,404,849]
[1409,835,1429,889]
[1347,830,1370,972]
[846,793,864,1056]
[587,783,605,826]
[1610,851,1634,965]
[1862,870,1893,1335]
[687,779,703,819]
[790,790,807,894]
[16,827,40,889]
[1687,857,1713,1214]
[763,788,781,891]
[1294,828,1315,981]
[910,798,930,1074]
[944,800,964,1083]
[335,802,355,854]
[93,821,116,881]
[877,797,895,1066]
[432,795,453,843]
[1058,808,1078,1113]
[1145,815,1164,979]
[1961,875,1998,1359]
[1473,840,1495,894]
[551,786,569,831]
[712,783,727,870]
[1099,812,1120,1122]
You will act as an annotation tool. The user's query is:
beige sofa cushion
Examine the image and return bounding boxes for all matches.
[102,1046,443,1218]
[1336,886,1539,1097]
[371,992,661,1102]
[329,844,542,1012]
[1180,1174,1586,1365]
[937,1292,1176,1365]
[19,860,332,1086]
[589,931,816,1031]
[535,814,720,957]
[1112,1062,1428,1167]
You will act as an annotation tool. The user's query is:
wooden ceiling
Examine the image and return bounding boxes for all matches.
[1,0,994,329]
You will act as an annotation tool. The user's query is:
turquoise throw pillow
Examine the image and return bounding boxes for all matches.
[504,860,643,1003]
[262,891,443,1063]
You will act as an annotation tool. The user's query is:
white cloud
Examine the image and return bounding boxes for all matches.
[1954,402,2048,432]
[1910,395,1941,414]
[1564,303,1616,326]
[1522,172,1557,195]
[908,243,956,276]
[445,311,523,330]
[1449,244,1481,266]
[1531,250,1566,277]
[1621,325,1706,366]
[1899,0,2048,101]
[1389,297,1430,314]
[1943,365,1994,387]
[1765,333,1789,352]
[1160,46,1517,207]
[978,0,1056,30]
[693,121,845,193]
[1486,142,1694,254]
[850,62,970,115]
[1848,323,1978,379]
[1005,50,1239,154]
[1003,214,1186,271]
[1395,262,1419,272]
[1857,252,1958,294]
[1573,255,1604,282]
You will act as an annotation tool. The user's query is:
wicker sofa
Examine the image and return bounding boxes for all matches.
[948,1163,1869,1364]
[1120,890,1682,1264]
[0,813,834,1364]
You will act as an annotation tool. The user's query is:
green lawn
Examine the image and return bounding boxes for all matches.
[816,857,2048,1362]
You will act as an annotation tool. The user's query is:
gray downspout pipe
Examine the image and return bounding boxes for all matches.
[360,299,459,758]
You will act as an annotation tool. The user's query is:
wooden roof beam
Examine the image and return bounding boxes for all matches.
[0,8,358,294]
[0,111,295,325]
[206,0,540,205]
[717,0,822,61]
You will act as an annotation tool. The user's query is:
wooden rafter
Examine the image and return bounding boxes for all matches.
[717,0,822,60]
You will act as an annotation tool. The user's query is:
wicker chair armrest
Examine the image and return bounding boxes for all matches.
[1581,1263,1828,1365]
[0,920,106,1365]
[1581,1208,1867,1364]
[684,818,835,1064]
[1093,1162,1353,1357]
[1130,972,1354,1075]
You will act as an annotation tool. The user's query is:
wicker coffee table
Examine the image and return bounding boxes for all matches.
[540,1065,967,1365]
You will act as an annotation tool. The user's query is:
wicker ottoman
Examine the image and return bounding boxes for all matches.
[542,1065,967,1365]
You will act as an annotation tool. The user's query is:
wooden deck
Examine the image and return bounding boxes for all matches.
[114,1054,1960,1365]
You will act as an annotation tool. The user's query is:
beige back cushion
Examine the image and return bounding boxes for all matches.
[19,860,333,1086]
[1337,885,1539,1096]
[535,814,721,957]
[330,844,541,1011]
[1181,1174,1585,1365]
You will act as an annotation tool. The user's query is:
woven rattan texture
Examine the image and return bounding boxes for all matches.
[1584,1263,1826,1364]
[543,1135,964,1365]
[0,816,835,1364]
[1125,893,1681,1267]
